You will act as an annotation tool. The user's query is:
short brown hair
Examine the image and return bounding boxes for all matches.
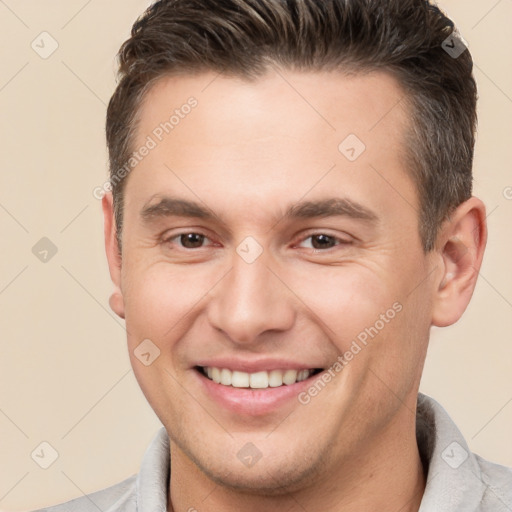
[106,0,477,253]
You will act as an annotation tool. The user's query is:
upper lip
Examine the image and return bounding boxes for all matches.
[194,358,325,373]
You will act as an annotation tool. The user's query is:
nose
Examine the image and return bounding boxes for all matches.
[206,249,296,345]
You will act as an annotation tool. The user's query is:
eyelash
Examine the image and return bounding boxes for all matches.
[161,231,352,252]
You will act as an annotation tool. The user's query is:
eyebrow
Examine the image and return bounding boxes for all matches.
[140,196,379,226]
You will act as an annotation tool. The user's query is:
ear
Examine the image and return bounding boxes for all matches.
[102,192,125,319]
[431,197,487,327]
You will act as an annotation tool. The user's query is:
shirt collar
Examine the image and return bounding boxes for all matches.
[417,392,487,511]
[136,426,170,512]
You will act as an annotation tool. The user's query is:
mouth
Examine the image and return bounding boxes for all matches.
[192,361,329,415]
[195,366,324,389]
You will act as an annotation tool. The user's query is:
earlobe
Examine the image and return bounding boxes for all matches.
[102,192,125,319]
[109,291,126,319]
[431,197,487,327]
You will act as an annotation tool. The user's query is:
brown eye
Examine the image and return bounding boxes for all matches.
[298,233,348,250]
[163,232,212,250]
[179,233,206,249]
[310,234,337,250]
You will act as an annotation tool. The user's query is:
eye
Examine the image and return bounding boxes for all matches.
[296,233,351,251]
[163,232,214,249]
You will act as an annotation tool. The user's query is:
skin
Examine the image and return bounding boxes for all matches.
[102,69,487,512]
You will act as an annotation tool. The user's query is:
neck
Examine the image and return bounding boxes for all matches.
[168,413,426,512]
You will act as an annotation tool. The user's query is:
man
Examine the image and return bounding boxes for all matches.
[34,0,512,510]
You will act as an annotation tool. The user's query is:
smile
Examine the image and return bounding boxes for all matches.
[197,366,323,389]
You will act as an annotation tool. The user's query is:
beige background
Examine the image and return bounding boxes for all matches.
[0,0,511,510]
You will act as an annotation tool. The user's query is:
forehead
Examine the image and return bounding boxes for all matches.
[137,68,409,147]
[124,68,417,228]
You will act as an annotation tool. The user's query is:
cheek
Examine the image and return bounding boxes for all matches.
[121,259,221,346]
[287,263,400,344]
[288,260,428,386]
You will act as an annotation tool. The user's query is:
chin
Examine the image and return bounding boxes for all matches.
[206,464,322,496]
[179,436,328,496]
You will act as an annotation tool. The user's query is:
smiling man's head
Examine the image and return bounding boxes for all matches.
[102,0,486,509]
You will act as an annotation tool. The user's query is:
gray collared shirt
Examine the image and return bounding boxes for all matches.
[32,393,512,511]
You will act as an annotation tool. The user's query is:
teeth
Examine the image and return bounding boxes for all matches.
[249,371,268,389]
[232,371,249,388]
[201,367,317,389]
[211,367,221,384]
[268,369,283,387]
[297,369,310,382]
[220,368,232,386]
[283,369,298,385]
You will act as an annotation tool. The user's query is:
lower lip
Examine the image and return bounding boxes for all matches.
[194,369,320,416]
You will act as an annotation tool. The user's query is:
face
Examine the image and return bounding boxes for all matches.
[110,69,438,492]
